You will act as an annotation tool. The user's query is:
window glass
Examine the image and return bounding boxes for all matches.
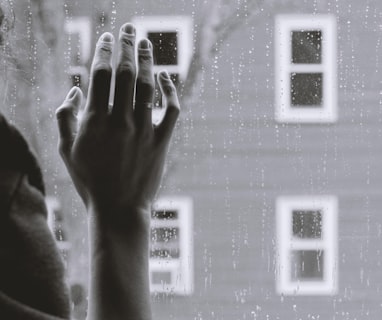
[148,31,178,65]
[290,72,323,106]
[151,227,180,259]
[292,210,322,239]
[291,250,324,280]
[2,1,381,319]
[152,271,172,285]
[292,30,322,64]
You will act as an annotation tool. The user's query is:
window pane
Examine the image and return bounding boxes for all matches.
[150,227,180,259]
[292,210,322,239]
[148,31,178,65]
[54,228,67,242]
[291,250,324,281]
[152,209,178,220]
[292,30,322,64]
[291,72,323,106]
[152,271,172,285]
[151,227,179,242]
[71,73,82,87]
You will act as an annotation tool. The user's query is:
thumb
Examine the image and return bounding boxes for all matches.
[56,87,83,158]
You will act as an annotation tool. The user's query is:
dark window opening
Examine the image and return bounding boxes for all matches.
[151,227,180,259]
[54,227,67,242]
[291,72,323,106]
[148,31,178,65]
[71,73,82,87]
[151,227,179,243]
[293,210,322,239]
[150,248,180,259]
[152,209,179,220]
[292,30,322,64]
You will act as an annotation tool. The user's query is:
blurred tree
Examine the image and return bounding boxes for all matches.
[1,0,65,159]
[181,0,265,103]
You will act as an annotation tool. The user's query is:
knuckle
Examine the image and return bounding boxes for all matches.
[168,104,180,118]
[138,53,153,64]
[139,127,154,142]
[91,64,112,86]
[112,116,135,133]
[55,106,68,119]
[97,43,113,55]
[117,61,136,78]
[92,63,112,77]
[137,78,155,93]
[163,83,177,96]
[120,34,135,47]
[55,105,74,120]
[83,110,100,123]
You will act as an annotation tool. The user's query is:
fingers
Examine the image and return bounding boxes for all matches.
[155,71,180,143]
[56,87,83,157]
[134,39,155,130]
[112,23,137,122]
[86,32,114,114]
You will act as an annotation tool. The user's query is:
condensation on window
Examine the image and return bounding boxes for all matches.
[1,0,382,319]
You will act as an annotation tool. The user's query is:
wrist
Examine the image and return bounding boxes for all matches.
[88,200,151,228]
[87,202,151,256]
[87,203,152,320]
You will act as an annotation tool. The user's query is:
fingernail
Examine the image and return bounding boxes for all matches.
[139,39,151,49]
[159,71,170,80]
[122,23,135,35]
[100,32,113,43]
[66,87,79,100]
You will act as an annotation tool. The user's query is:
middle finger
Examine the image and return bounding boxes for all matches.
[112,23,137,123]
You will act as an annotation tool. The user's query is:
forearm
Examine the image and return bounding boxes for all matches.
[87,206,152,320]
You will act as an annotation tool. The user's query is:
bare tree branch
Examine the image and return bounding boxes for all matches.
[180,0,265,102]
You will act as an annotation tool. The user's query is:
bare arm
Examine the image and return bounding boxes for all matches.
[55,23,180,320]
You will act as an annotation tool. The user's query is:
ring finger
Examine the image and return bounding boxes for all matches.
[134,38,155,132]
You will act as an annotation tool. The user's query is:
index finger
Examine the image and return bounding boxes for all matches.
[86,32,114,114]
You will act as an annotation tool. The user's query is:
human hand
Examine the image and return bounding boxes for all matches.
[55,23,180,222]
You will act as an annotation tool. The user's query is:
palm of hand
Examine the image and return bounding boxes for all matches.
[56,25,179,220]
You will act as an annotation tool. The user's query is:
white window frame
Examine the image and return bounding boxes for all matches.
[64,17,92,64]
[276,195,338,295]
[64,17,91,87]
[275,14,337,123]
[150,197,193,295]
[132,15,193,80]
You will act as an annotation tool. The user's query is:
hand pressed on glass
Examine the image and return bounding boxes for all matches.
[56,23,180,218]
[55,22,180,320]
